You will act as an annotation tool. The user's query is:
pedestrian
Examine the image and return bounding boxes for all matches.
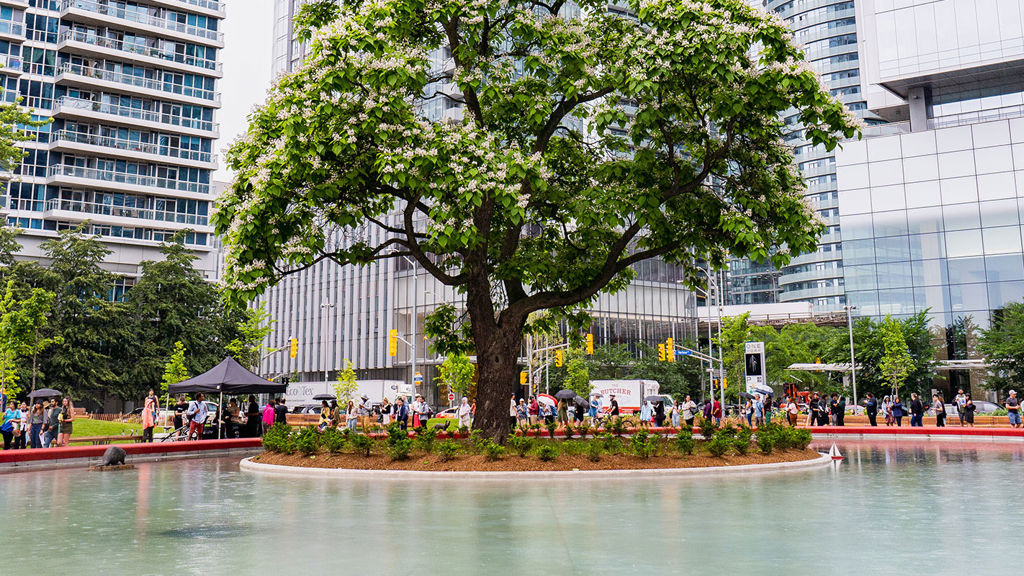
[275,397,289,425]
[910,393,924,427]
[142,388,158,443]
[329,400,340,428]
[654,400,665,427]
[246,395,261,437]
[261,397,276,434]
[743,397,753,427]
[764,395,773,425]
[882,395,893,426]
[458,397,472,428]
[57,397,75,447]
[702,398,711,422]
[1005,390,1021,428]
[413,394,431,429]
[346,400,359,431]
[754,395,764,427]
[962,394,976,427]
[891,397,904,427]
[358,395,371,430]
[954,389,967,426]
[528,396,539,425]
[318,400,332,432]
[225,398,240,438]
[1,400,17,449]
[174,395,189,437]
[682,395,697,429]
[394,397,409,430]
[29,403,44,448]
[380,397,392,426]
[610,394,620,418]
[509,396,518,430]
[638,400,652,429]
[712,398,722,425]
[43,398,60,447]
[15,402,28,449]
[671,400,681,429]
[787,397,799,426]
[829,394,839,426]
[186,393,209,440]
[809,394,823,427]
[865,392,878,427]
[557,398,569,425]
[933,394,946,427]
[516,398,527,428]
[589,395,600,424]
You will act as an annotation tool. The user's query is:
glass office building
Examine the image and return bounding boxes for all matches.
[1,0,224,281]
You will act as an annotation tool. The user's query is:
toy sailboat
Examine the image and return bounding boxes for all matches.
[828,443,844,461]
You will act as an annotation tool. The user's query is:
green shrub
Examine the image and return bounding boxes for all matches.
[294,426,320,456]
[481,440,506,461]
[586,441,602,462]
[757,433,774,455]
[437,440,459,462]
[606,417,627,436]
[535,443,559,462]
[469,429,486,453]
[560,440,587,456]
[706,434,731,457]
[675,430,695,455]
[262,423,293,454]
[598,433,624,455]
[414,427,437,453]
[732,427,753,456]
[575,423,591,437]
[508,435,534,457]
[563,424,575,439]
[697,417,718,439]
[788,427,813,450]
[545,421,558,438]
[321,428,346,454]
[631,429,658,459]
[387,437,412,461]
[349,433,373,457]
[717,423,738,439]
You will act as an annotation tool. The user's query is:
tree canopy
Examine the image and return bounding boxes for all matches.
[979,303,1024,395]
[216,0,860,438]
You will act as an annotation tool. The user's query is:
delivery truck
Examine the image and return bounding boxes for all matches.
[285,379,412,408]
[589,380,661,415]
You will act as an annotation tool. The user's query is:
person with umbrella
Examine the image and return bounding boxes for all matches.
[556,397,568,426]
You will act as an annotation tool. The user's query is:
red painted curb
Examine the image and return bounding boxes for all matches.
[0,438,262,464]
[803,425,1024,438]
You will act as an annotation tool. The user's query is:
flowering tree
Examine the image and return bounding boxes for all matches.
[215,0,860,440]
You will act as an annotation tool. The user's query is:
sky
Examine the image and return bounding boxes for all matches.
[216,0,276,183]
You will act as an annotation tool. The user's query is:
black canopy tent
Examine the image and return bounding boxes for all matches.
[169,357,287,438]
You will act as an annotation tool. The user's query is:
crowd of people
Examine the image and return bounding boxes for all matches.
[0,394,77,450]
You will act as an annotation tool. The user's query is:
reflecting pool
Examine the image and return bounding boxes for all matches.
[1,441,1021,575]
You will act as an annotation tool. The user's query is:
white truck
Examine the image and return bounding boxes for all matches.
[589,380,661,415]
[285,379,412,408]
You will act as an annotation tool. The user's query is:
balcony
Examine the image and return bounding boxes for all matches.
[0,54,22,76]
[0,19,24,42]
[56,63,220,107]
[60,0,224,46]
[146,0,225,16]
[58,30,222,77]
[42,197,211,228]
[54,96,218,137]
[47,163,211,196]
[49,129,215,168]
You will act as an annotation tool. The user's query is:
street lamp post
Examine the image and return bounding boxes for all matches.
[320,301,334,387]
[844,304,858,405]
[693,265,725,415]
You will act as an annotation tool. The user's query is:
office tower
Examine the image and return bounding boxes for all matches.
[836,0,1024,394]
[262,0,696,400]
[2,0,224,283]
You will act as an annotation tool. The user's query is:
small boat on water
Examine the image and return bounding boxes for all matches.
[828,443,844,461]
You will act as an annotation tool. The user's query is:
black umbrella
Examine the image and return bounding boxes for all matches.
[554,389,577,400]
[28,388,62,399]
[738,392,755,400]
[644,395,662,402]
[312,394,336,401]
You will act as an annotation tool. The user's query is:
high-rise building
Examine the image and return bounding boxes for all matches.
[731,0,873,309]
[2,0,224,283]
[836,0,1024,395]
[262,0,697,402]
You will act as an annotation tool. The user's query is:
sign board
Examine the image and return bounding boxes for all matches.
[413,372,423,384]
[447,392,456,402]
[676,350,692,356]
[744,341,766,391]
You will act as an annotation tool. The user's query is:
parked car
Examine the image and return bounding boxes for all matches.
[928,401,1001,416]
[435,407,459,420]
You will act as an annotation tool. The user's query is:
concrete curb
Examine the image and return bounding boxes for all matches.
[0,447,263,473]
[239,452,833,481]
[813,432,1024,443]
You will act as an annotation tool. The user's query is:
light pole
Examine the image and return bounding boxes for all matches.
[844,304,858,405]
[693,265,725,416]
[320,301,334,387]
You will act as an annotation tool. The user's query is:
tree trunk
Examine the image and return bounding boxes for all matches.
[471,326,523,442]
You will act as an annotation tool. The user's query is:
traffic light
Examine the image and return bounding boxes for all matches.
[289,337,298,359]
[723,377,727,389]
[666,338,674,362]
[586,333,594,355]
[658,343,666,362]
[388,329,398,357]
[712,379,718,389]
[520,371,528,385]
[555,349,563,367]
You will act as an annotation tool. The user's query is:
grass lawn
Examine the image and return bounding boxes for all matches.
[70,419,144,438]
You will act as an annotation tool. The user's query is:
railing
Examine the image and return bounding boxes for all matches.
[44,197,209,226]
[59,30,222,72]
[165,0,224,12]
[928,104,1024,131]
[47,163,210,195]
[862,121,911,138]
[58,62,219,103]
[50,129,213,163]
[0,19,24,37]
[60,0,224,43]
[55,96,218,133]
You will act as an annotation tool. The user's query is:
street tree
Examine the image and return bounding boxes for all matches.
[979,303,1024,395]
[561,347,591,398]
[334,359,359,405]
[161,341,189,405]
[435,353,476,400]
[225,302,277,373]
[0,281,56,395]
[878,316,914,396]
[215,0,860,439]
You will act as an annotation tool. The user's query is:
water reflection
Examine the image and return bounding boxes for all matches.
[1,443,1022,575]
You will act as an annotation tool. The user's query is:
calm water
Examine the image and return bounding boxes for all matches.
[0,441,1021,575]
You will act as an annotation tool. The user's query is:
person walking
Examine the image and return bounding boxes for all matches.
[609,395,620,418]
[835,395,846,427]
[588,395,600,424]
[655,400,666,427]
[14,402,28,449]
[1,401,17,449]
[458,397,472,428]
[891,397,904,427]
[509,396,518,430]
[174,395,189,438]
[516,398,528,428]
[43,398,60,447]
[528,396,539,426]
[557,398,569,426]
[671,400,681,429]
[413,395,431,430]
[638,400,653,429]
[754,395,765,428]
[882,395,893,426]
[962,394,976,427]
[274,397,289,425]
[57,397,75,447]
[246,395,261,437]
[29,403,44,449]
[743,397,753,427]
[318,400,332,432]
[346,400,359,431]
[380,398,392,427]
[186,393,209,440]
[865,393,878,427]
[712,398,722,425]
[910,393,924,427]
[1005,390,1021,428]
[787,397,799,426]
[681,395,697,429]
[933,394,946,427]
[394,397,409,430]
[142,388,158,443]
[954,389,967,426]
[261,398,276,434]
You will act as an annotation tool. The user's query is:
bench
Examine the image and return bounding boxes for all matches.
[71,435,144,445]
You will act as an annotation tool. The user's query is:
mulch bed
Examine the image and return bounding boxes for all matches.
[253,448,820,472]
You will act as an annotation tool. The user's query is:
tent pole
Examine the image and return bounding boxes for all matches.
[218,391,223,439]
